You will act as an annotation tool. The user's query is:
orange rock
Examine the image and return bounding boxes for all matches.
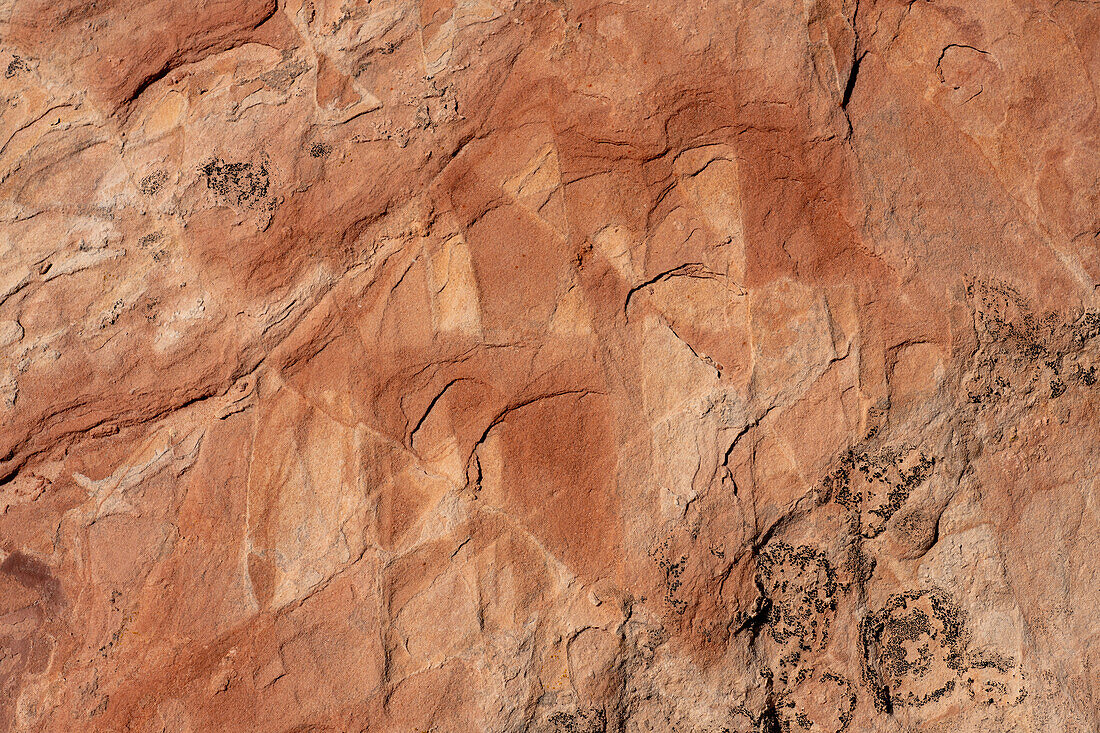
[1,0,1098,730]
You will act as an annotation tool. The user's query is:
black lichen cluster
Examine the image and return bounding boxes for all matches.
[138,232,163,248]
[658,556,688,613]
[820,671,858,731]
[200,157,270,208]
[137,231,168,262]
[1073,311,1100,343]
[965,279,1100,405]
[649,534,690,614]
[139,171,167,196]
[820,447,934,540]
[964,650,1028,707]
[779,670,857,733]
[5,55,29,78]
[755,542,838,686]
[860,588,1001,712]
[863,450,934,538]
[731,699,781,733]
[548,707,606,733]
[734,668,856,733]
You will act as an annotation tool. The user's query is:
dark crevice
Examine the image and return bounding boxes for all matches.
[116,0,279,114]
[408,378,470,447]
[759,697,782,733]
[463,389,602,489]
[841,50,867,109]
[119,60,176,110]
[622,262,722,319]
[732,580,772,639]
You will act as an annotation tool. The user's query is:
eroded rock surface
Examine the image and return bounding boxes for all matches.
[1,0,1098,730]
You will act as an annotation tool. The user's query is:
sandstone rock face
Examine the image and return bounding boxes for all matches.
[1,0,1098,730]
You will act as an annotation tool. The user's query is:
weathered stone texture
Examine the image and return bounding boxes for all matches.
[1,0,1098,730]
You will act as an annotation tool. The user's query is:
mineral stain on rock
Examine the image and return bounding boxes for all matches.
[1,0,1097,730]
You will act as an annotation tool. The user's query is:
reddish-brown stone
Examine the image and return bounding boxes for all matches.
[1,0,1098,730]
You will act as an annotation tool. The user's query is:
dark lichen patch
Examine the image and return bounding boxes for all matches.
[200,157,271,208]
[885,591,966,680]
[963,649,1028,707]
[964,279,1100,406]
[649,533,695,615]
[548,707,606,733]
[5,55,30,78]
[732,698,782,733]
[256,58,310,93]
[864,450,934,538]
[968,279,1056,353]
[138,232,168,262]
[754,543,838,685]
[861,588,1026,714]
[819,447,934,540]
[309,141,332,158]
[633,624,669,660]
[88,694,109,718]
[137,232,163,248]
[816,464,851,507]
[860,589,963,711]
[139,171,167,196]
[777,669,857,733]
[1073,311,1100,343]
[823,671,858,731]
